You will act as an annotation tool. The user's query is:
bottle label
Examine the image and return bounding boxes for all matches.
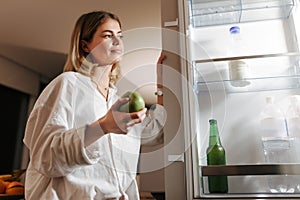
[260,117,287,137]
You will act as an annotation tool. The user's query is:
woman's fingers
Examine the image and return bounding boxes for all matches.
[122,108,147,130]
[100,99,148,134]
[111,97,129,110]
[129,108,147,122]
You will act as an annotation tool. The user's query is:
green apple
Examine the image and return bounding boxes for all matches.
[119,91,145,113]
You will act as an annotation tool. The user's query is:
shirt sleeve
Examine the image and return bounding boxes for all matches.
[140,104,167,146]
[78,122,105,163]
[23,74,102,177]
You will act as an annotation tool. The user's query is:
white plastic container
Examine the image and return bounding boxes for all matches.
[228,60,251,87]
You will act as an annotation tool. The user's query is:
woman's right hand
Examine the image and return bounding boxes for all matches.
[98,98,147,134]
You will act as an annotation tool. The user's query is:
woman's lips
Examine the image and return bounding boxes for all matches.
[111,49,123,54]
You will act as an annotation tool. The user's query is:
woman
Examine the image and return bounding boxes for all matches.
[23,10,163,200]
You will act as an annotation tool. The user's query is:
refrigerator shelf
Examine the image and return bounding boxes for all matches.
[198,192,300,199]
[189,0,295,27]
[201,164,300,176]
[192,52,300,93]
[193,52,300,64]
[199,164,300,198]
[194,75,300,93]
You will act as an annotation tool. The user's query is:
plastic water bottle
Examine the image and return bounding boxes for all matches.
[228,26,245,57]
[286,95,300,192]
[227,26,251,87]
[260,96,288,138]
[262,137,296,193]
[286,95,300,137]
[260,96,295,193]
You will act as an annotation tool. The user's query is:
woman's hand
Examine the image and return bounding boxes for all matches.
[98,98,147,134]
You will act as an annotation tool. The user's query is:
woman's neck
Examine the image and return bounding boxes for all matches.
[91,65,112,99]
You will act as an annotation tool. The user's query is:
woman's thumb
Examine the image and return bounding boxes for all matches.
[111,97,129,110]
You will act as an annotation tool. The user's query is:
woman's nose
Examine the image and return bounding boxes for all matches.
[112,35,121,45]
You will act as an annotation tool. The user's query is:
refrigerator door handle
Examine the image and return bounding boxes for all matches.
[168,154,185,162]
[164,18,178,27]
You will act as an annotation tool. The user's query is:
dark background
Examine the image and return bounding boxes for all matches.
[0,84,29,174]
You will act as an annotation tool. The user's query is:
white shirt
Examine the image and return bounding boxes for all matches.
[23,69,165,200]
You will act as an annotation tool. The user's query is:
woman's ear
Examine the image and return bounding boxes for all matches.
[80,40,90,53]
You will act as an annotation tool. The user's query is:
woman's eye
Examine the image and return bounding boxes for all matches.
[102,34,123,40]
[103,35,113,39]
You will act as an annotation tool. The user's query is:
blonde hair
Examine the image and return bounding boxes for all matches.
[63,11,121,84]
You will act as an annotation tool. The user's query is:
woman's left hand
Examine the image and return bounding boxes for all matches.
[99,98,147,134]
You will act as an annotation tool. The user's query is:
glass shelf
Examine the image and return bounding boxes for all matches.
[202,164,300,176]
[192,52,300,93]
[189,0,295,27]
[194,75,300,93]
[199,164,300,198]
[194,52,300,64]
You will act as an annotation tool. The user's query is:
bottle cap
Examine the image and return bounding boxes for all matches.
[229,26,240,34]
[209,119,217,123]
[266,96,274,104]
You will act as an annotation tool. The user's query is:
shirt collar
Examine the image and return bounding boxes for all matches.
[79,59,117,94]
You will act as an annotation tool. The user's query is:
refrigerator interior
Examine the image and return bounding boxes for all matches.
[196,89,300,194]
[186,1,300,198]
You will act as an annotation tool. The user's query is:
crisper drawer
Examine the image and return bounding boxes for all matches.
[189,0,295,27]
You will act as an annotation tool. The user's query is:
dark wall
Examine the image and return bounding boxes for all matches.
[0,84,29,174]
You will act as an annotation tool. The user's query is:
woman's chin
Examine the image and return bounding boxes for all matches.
[112,56,122,63]
[95,57,122,66]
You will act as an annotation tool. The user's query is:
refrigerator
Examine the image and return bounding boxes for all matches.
[175,0,300,199]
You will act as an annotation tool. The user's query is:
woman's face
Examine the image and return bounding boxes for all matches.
[81,18,124,65]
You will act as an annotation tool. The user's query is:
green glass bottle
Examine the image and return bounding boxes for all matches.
[206,119,228,193]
